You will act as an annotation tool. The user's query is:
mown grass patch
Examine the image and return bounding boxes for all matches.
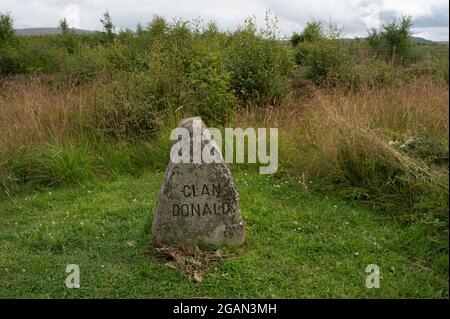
[0,171,447,298]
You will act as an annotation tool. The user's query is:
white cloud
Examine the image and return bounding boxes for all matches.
[0,0,448,40]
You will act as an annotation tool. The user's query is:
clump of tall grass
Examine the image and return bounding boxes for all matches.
[0,78,85,155]
[0,136,173,196]
[0,77,176,195]
[238,80,449,219]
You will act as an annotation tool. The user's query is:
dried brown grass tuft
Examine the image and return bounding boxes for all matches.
[238,80,449,215]
[0,78,91,157]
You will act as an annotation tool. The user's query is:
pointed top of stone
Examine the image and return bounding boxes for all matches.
[178,116,203,128]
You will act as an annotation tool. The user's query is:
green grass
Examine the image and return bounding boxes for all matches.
[0,170,447,298]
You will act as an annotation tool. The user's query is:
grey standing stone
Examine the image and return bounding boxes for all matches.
[151,117,245,246]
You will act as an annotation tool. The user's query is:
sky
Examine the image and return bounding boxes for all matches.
[1,0,448,41]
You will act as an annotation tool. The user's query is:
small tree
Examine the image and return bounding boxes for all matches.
[58,18,70,35]
[290,32,302,46]
[301,21,325,43]
[0,12,15,44]
[367,16,414,64]
[290,20,326,47]
[100,10,114,40]
[147,15,167,37]
[58,18,78,54]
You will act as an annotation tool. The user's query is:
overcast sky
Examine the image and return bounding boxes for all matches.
[1,0,448,41]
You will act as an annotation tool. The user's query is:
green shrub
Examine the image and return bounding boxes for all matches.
[433,54,449,84]
[292,20,325,45]
[22,37,68,73]
[354,59,400,87]
[226,18,293,105]
[58,45,108,85]
[0,36,68,75]
[188,51,236,125]
[367,16,416,65]
[91,71,165,138]
[296,40,353,86]
[0,12,14,43]
[56,33,81,55]
[0,43,27,74]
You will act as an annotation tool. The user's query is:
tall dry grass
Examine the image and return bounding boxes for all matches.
[238,80,449,216]
[0,76,171,158]
[0,78,88,156]
[0,77,176,194]
[1,76,448,218]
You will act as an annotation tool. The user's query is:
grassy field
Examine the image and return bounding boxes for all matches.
[0,170,447,298]
[0,11,448,299]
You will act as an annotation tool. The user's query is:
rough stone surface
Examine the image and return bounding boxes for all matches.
[151,117,245,246]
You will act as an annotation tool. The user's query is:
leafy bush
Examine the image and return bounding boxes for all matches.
[367,16,416,65]
[0,12,14,43]
[291,20,325,45]
[0,36,68,75]
[296,40,353,86]
[58,45,108,85]
[226,18,293,105]
[432,53,449,84]
[188,52,236,125]
[0,43,27,74]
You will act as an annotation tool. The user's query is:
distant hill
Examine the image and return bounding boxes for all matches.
[410,36,434,44]
[15,27,96,36]
[340,36,439,44]
[15,28,447,44]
